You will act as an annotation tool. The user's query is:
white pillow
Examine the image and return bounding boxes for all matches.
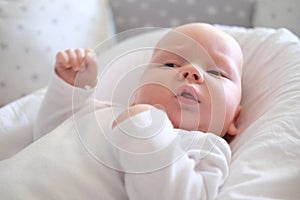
[215,25,300,198]
[0,0,114,107]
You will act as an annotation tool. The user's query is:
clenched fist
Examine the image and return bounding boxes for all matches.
[55,48,98,88]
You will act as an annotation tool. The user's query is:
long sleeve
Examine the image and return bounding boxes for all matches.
[110,107,231,200]
[33,72,95,140]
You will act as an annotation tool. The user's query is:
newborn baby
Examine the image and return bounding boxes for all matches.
[0,23,243,200]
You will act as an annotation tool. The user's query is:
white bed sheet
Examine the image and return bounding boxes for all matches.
[0,25,300,199]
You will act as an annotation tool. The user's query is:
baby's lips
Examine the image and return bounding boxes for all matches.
[176,85,201,103]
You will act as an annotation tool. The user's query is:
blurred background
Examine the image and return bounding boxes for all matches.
[0,0,299,107]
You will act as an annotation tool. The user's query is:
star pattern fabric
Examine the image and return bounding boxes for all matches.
[109,0,255,33]
[0,0,113,106]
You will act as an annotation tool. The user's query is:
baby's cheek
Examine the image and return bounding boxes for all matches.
[166,112,181,129]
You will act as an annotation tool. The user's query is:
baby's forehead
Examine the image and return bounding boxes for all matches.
[152,34,211,61]
[153,27,236,55]
[151,45,214,67]
[152,25,242,66]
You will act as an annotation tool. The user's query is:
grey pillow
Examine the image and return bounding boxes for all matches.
[109,0,255,33]
[253,0,300,37]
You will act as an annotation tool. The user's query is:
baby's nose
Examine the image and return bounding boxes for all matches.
[180,65,204,84]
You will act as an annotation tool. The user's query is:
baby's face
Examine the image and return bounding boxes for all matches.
[133,23,243,136]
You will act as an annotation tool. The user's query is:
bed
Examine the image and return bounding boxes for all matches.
[1,0,300,199]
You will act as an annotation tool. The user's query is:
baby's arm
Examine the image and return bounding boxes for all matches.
[33,49,98,140]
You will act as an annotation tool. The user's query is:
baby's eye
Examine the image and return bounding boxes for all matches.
[164,63,179,68]
[207,70,222,77]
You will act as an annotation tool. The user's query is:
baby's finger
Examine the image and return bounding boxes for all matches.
[84,51,97,71]
[85,48,94,55]
[79,49,97,72]
[85,49,97,63]
[75,48,86,65]
[72,48,98,88]
[66,49,80,71]
[55,51,70,69]
[75,48,87,72]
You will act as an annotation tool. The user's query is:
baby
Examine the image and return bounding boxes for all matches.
[1,23,243,199]
[39,23,242,140]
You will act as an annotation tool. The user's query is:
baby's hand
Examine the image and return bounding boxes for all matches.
[55,48,98,88]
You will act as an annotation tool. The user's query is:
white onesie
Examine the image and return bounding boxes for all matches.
[0,73,231,200]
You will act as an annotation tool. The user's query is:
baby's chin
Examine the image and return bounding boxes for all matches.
[166,114,202,132]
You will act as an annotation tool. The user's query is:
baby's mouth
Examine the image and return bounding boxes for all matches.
[176,85,200,104]
[181,92,198,102]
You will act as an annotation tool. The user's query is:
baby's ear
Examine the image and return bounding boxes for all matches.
[227,105,242,136]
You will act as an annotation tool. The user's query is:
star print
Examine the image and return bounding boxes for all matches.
[0,42,8,50]
[17,24,24,30]
[271,13,277,20]
[36,30,42,36]
[0,82,6,88]
[52,18,58,25]
[20,5,27,12]
[31,74,39,81]
[21,93,27,97]
[40,6,45,11]
[45,46,52,53]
